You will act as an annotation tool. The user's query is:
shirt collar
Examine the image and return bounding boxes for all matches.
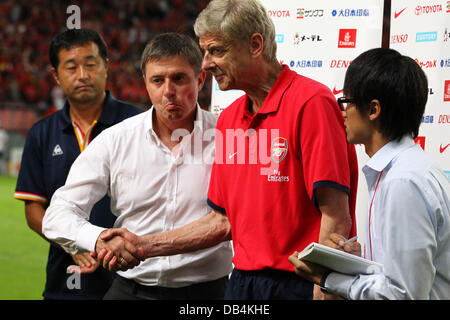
[97,90,120,126]
[363,135,416,186]
[145,104,204,140]
[60,90,116,130]
[242,65,296,118]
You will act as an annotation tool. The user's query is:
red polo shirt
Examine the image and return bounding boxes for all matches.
[208,65,358,272]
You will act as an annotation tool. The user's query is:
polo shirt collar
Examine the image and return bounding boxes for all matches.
[97,90,120,126]
[60,90,117,130]
[242,65,296,118]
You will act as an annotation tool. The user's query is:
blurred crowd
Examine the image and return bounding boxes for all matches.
[0,0,211,118]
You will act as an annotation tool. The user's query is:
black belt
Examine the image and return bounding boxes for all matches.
[116,275,228,299]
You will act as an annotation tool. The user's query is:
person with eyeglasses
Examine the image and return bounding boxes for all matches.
[289,48,450,300]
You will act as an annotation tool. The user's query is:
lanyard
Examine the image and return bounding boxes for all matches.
[367,170,383,261]
[72,120,98,152]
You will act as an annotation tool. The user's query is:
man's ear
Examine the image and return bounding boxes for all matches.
[104,58,109,79]
[197,70,207,92]
[368,99,382,121]
[50,67,61,86]
[249,33,264,58]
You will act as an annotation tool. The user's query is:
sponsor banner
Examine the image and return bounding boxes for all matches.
[391,0,449,171]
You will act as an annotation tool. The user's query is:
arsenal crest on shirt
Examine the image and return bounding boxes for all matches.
[271,137,288,163]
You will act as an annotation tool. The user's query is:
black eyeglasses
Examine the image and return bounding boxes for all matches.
[337,97,355,111]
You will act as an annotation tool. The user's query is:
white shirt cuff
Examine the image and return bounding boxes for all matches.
[76,223,107,253]
[325,272,357,299]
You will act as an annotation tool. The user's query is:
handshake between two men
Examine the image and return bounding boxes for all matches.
[93,228,146,272]
[72,210,231,274]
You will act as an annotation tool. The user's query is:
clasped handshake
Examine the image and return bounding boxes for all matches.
[93,228,146,272]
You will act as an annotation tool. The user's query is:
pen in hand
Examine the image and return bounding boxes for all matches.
[337,236,358,249]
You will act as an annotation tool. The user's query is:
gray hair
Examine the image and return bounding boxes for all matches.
[140,33,203,76]
[194,0,277,61]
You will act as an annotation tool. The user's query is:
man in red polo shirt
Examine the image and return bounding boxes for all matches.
[97,0,358,300]
[196,0,357,300]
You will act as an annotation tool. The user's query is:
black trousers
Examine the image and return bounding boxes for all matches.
[103,275,229,300]
[224,268,313,300]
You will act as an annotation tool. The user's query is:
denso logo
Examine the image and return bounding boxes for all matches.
[438,114,450,123]
[267,10,291,18]
[330,60,352,68]
[391,34,408,44]
[415,4,443,15]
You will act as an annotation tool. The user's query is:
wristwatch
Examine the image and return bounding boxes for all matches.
[319,271,333,294]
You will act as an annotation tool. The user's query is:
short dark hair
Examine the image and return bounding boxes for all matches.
[344,48,428,140]
[140,33,203,76]
[49,28,108,70]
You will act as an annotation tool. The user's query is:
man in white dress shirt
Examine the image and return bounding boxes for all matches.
[288,48,450,299]
[42,33,233,300]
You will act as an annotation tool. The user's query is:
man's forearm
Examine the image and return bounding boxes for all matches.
[316,187,352,243]
[314,187,352,300]
[25,200,48,239]
[318,212,352,244]
[141,210,231,258]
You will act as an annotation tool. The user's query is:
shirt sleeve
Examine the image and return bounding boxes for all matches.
[299,92,351,203]
[325,177,439,300]
[206,117,226,214]
[14,126,48,203]
[42,132,111,254]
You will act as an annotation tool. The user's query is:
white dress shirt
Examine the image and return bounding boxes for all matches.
[325,136,450,299]
[43,106,233,287]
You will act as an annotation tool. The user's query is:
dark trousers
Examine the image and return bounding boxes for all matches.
[224,268,313,300]
[103,275,229,300]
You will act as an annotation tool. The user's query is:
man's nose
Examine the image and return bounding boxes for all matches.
[201,52,215,71]
[163,80,176,97]
[76,65,89,80]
